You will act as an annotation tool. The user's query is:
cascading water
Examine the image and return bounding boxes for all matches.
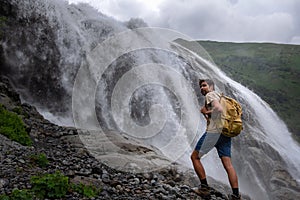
[208,62,300,181]
[1,0,299,199]
[183,53,300,199]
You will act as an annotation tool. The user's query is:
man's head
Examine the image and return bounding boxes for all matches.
[199,79,214,96]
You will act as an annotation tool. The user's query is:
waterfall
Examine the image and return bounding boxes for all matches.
[1,0,299,199]
[71,26,300,199]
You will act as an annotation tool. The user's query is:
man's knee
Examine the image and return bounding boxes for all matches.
[191,151,202,161]
[224,163,235,173]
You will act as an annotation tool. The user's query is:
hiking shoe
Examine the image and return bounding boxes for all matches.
[192,184,211,197]
[229,194,241,200]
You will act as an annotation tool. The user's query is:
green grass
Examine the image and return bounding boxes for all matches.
[197,41,300,142]
[0,104,32,146]
[71,183,101,198]
[1,171,101,199]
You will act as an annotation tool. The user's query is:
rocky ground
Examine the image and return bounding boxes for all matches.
[0,75,249,199]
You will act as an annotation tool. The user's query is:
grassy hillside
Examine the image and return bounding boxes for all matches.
[198,41,300,142]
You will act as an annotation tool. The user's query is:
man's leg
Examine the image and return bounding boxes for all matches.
[221,156,241,199]
[191,150,210,197]
[215,135,240,199]
[221,156,238,188]
[191,150,207,184]
[191,132,220,185]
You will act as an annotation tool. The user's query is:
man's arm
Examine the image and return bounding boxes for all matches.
[201,100,223,115]
[211,100,223,113]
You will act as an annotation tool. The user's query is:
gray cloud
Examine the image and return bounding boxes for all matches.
[146,0,300,44]
[69,0,300,44]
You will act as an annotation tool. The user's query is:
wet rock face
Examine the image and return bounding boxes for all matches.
[0,0,67,113]
[0,0,16,18]
[0,0,126,115]
[0,76,21,107]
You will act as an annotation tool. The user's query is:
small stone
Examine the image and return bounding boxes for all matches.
[133,177,140,185]
[102,172,110,183]
[135,189,142,194]
[62,160,69,165]
[110,180,120,187]
[124,188,131,193]
[66,170,75,177]
[142,179,148,184]
[210,195,217,200]
[143,173,152,180]
[19,159,25,164]
[92,166,103,174]
[92,174,100,179]
[180,185,190,190]
[166,180,176,187]
[116,185,122,191]
[174,174,182,182]
[4,158,12,163]
[0,179,8,188]
[151,179,156,186]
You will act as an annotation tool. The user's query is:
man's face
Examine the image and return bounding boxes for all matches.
[200,81,212,96]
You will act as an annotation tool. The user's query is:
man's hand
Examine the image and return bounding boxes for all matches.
[200,106,209,120]
[201,100,223,120]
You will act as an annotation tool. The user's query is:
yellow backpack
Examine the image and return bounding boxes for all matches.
[218,93,243,137]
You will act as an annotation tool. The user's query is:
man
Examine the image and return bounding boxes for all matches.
[191,79,241,200]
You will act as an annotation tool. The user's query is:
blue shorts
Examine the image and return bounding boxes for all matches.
[194,132,232,157]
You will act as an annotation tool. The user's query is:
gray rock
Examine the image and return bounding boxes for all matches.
[0,179,8,189]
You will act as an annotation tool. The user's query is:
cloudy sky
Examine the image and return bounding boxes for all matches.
[68,0,300,44]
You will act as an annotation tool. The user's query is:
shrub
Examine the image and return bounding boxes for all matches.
[0,189,33,200]
[3,172,101,199]
[11,106,23,115]
[0,16,7,39]
[10,189,33,200]
[0,194,9,200]
[0,105,32,146]
[71,183,101,198]
[11,106,29,118]
[29,153,49,168]
[30,171,69,199]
